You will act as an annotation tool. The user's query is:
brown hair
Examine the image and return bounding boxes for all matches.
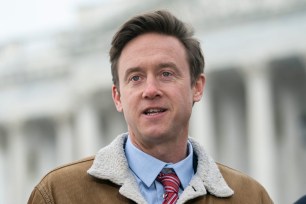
[109,10,204,87]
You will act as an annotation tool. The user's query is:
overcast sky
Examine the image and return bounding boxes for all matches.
[0,0,104,43]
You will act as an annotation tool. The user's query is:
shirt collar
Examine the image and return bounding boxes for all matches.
[125,136,194,189]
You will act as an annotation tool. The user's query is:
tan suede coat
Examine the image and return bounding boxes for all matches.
[28,134,273,204]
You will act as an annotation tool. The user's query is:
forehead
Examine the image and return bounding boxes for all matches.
[122,33,185,53]
[118,33,188,72]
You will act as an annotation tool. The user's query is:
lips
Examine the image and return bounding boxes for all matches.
[143,108,167,115]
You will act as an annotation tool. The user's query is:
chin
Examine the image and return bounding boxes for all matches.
[142,130,173,142]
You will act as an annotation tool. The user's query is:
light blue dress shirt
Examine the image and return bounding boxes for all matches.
[125,136,195,204]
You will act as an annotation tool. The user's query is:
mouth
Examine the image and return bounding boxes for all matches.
[143,108,167,115]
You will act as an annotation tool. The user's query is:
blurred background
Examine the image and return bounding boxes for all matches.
[0,0,306,203]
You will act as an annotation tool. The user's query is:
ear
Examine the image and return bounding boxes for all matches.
[112,85,123,112]
[193,74,206,102]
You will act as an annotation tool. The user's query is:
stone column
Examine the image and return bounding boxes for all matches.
[75,102,101,158]
[279,87,301,201]
[244,66,277,201]
[190,83,216,156]
[55,114,74,164]
[0,128,8,204]
[7,122,27,204]
[217,88,246,170]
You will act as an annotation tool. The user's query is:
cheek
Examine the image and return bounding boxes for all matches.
[120,92,136,111]
[173,91,193,111]
[178,86,194,102]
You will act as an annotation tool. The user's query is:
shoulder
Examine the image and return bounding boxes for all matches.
[217,163,255,183]
[28,155,131,204]
[216,163,273,203]
[41,156,94,180]
[28,157,95,203]
[37,156,95,190]
[217,162,264,190]
[295,195,306,204]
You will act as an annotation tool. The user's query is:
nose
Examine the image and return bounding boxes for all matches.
[142,77,162,99]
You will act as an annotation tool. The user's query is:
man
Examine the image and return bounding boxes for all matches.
[295,195,306,204]
[28,10,273,204]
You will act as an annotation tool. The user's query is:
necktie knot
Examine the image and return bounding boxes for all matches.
[157,171,180,204]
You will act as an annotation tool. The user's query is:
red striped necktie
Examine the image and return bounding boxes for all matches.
[157,171,181,204]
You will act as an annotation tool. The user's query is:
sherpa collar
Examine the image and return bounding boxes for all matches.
[87,133,233,204]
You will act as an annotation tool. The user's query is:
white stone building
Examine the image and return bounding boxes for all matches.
[0,0,306,203]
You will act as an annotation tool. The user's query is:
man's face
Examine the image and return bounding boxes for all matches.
[112,33,205,147]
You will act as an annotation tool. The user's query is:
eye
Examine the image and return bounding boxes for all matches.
[162,71,172,77]
[130,75,140,81]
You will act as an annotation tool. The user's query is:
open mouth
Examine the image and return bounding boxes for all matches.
[143,108,167,115]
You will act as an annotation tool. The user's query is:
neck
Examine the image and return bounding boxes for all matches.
[129,133,188,163]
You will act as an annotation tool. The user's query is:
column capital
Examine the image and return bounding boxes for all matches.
[239,61,272,80]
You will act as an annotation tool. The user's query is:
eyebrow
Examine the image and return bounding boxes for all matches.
[158,62,179,70]
[158,62,182,76]
[123,67,143,82]
[123,62,182,82]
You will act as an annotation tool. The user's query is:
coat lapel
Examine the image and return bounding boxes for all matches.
[88,133,233,204]
[87,133,146,203]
